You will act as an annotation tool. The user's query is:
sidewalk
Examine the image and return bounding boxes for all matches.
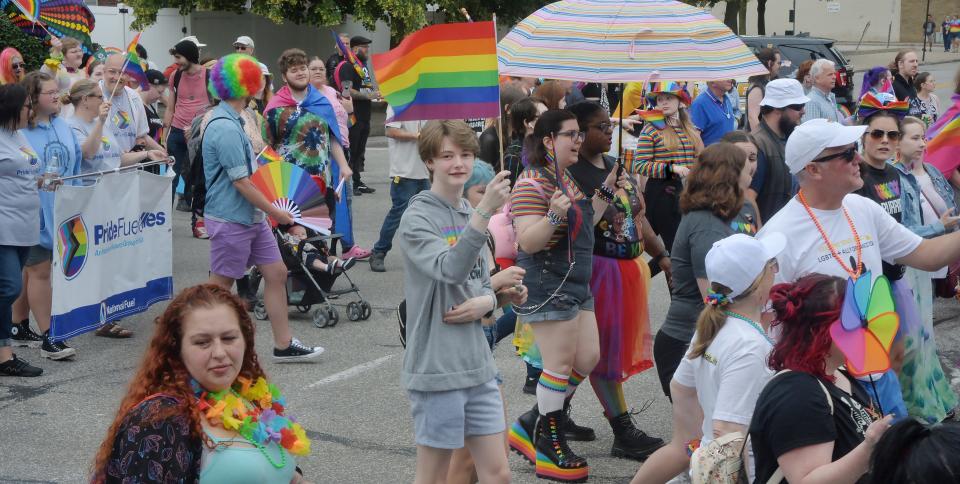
[838,41,960,68]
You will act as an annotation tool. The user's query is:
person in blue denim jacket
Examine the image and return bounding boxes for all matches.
[892,115,960,423]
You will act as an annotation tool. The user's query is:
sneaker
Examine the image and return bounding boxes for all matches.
[175,197,192,212]
[11,320,43,348]
[369,252,386,272]
[192,219,209,239]
[273,338,325,362]
[0,354,43,377]
[522,375,538,395]
[41,333,77,360]
[329,257,357,274]
[353,186,363,196]
[357,182,376,194]
[342,246,372,260]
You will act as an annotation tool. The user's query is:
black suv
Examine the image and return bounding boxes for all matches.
[741,35,856,109]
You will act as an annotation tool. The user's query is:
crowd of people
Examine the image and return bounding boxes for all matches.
[2,26,960,484]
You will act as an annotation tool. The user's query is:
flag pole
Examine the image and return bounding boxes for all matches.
[491,13,505,172]
[108,32,140,100]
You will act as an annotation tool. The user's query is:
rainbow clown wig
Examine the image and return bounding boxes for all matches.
[207,53,264,101]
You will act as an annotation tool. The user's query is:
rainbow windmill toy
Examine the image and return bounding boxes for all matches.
[3,0,97,50]
[250,161,327,223]
[829,272,899,377]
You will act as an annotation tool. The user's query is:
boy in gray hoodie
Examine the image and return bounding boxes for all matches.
[398,120,519,483]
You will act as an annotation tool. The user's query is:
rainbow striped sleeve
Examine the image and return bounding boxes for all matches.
[633,128,667,178]
[511,177,551,218]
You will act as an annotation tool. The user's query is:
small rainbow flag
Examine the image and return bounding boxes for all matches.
[925,96,960,174]
[637,109,666,130]
[371,21,499,121]
[257,146,283,166]
[123,32,149,90]
[331,30,366,82]
[10,0,39,23]
[951,20,960,34]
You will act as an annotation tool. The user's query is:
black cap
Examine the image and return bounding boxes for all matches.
[350,35,372,48]
[146,69,167,86]
[168,40,200,65]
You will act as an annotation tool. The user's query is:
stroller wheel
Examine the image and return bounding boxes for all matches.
[296,305,311,314]
[311,308,330,328]
[360,301,372,320]
[347,301,362,321]
[327,307,340,327]
[253,302,268,321]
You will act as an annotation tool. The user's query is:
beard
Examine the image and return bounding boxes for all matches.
[779,115,798,137]
[355,51,367,62]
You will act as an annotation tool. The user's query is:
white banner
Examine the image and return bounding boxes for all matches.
[50,171,173,340]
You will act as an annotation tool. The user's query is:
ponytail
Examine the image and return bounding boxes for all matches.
[687,265,770,359]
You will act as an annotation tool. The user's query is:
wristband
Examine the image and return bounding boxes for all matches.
[595,185,615,204]
[475,206,493,220]
[483,294,497,318]
[546,209,566,226]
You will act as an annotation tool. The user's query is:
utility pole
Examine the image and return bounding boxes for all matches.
[922,0,931,61]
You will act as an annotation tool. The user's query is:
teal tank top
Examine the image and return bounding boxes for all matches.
[199,432,297,484]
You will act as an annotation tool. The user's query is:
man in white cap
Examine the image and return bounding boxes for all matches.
[233,35,255,56]
[748,78,809,223]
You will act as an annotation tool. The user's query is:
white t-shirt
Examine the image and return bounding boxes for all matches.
[98,81,148,153]
[673,317,774,446]
[758,194,923,286]
[385,106,429,180]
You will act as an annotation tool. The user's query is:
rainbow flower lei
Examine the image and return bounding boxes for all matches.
[193,376,310,457]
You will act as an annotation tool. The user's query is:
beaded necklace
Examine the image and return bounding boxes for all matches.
[797,190,863,280]
[724,310,773,345]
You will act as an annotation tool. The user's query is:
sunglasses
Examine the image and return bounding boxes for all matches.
[811,146,858,164]
[555,130,585,142]
[867,129,901,141]
[784,104,805,112]
[11,63,25,70]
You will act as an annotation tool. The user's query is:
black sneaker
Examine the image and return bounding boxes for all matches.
[357,182,376,194]
[11,320,43,348]
[352,186,363,196]
[273,338,325,363]
[522,375,538,395]
[41,333,77,360]
[369,252,386,273]
[175,197,192,212]
[0,354,43,377]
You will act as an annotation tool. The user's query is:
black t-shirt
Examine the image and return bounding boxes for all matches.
[855,162,906,279]
[144,103,162,141]
[751,371,877,484]
[336,61,372,122]
[569,154,644,259]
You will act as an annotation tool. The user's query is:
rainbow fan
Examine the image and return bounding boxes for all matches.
[829,272,899,377]
[250,161,327,223]
[3,0,96,50]
[637,109,666,130]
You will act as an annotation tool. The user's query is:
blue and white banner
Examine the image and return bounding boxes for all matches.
[50,170,173,340]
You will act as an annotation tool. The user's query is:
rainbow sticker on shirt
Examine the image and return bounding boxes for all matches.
[441,225,464,246]
[113,110,131,129]
[20,146,39,166]
[100,136,111,151]
[872,180,900,201]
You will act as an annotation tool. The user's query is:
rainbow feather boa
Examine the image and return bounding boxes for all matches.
[194,376,310,456]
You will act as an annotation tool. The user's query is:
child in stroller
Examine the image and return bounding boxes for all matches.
[282,225,357,276]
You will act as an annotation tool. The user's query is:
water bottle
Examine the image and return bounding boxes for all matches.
[41,150,61,191]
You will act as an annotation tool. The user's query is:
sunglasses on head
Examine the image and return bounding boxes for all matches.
[811,146,858,164]
[867,129,901,141]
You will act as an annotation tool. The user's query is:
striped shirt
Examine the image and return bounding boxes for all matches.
[511,164,586,249]
[632,123,697,178]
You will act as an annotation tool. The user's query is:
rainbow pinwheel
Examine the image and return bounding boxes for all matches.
[856,92,909,120]
[2,0,96,50]
[250,161,327,223]
[829,272,899,377]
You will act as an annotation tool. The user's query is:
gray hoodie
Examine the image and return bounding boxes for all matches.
[398,191,497,392]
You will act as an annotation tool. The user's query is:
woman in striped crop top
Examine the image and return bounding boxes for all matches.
[632,82,704,256]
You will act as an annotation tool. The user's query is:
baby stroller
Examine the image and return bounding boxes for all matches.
[249,227,371,328]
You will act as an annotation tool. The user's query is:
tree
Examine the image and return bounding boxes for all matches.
[757,0,768,35]
[681,0,742,33]
[0,15,47,71]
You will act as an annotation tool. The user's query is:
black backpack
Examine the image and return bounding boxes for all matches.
[172,66,213,107]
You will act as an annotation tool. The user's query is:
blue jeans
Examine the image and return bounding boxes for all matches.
[167,127,190,200]
[0,245,29,348]
[483,308,517,350]
[373,177,430,254]
[945,32,953,51]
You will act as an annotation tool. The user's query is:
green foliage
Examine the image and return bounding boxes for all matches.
[0,14,47,71]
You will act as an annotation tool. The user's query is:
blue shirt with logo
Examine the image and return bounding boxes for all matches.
[202,103,264,225]
[21,116,83,250]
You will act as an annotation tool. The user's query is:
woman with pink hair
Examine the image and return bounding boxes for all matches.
[0,48,26,85]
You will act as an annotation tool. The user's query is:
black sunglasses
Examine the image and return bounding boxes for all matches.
[867,129,901,141]
[11,63,24,70]
[784,104,805,112]
[811,146,858,164]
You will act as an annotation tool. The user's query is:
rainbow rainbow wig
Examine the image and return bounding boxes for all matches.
[207,53,264,101]
[0,48,24,85]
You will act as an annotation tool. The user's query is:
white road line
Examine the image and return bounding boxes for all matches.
[306,354,397,388]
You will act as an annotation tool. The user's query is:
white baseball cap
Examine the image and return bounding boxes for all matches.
[759,78,810,108]
[705,232,786,300]
[234,36,255,48]
[785,118,867,174]
[179,35,206,48]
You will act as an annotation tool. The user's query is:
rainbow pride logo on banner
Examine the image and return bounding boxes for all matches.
[57,215,89,280]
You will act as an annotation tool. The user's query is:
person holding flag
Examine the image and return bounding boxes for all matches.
[334,36,379,197]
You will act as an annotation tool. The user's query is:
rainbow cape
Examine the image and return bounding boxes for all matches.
[925,94,960,174]
[123,32,149,90]
[371,21,499,121]
[264,85,344,146]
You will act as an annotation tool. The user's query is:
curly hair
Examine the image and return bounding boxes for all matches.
[679,142,745,220]
[768,274,846,382]
[91,284,266,479]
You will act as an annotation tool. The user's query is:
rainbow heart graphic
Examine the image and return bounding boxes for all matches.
[101,136,111,151]
[57,215,88,280]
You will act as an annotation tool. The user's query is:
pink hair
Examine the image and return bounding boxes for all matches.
[0,48,24,85]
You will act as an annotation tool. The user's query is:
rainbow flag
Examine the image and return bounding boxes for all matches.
[123,33,149,90]
[256,146,283,166]
[925,94,960,174]
[951,20,960,34]
[331,30,366,81]
[371,21,499,121]
[10,0,39,22]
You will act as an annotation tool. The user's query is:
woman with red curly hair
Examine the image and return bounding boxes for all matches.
[749,274,893,484]
[91,285,310,483]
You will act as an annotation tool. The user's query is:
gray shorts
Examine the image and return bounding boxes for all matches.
[407,378,505,449]
[25,245,52,267]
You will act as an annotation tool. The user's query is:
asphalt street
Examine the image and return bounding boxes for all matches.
[2,59,959,484]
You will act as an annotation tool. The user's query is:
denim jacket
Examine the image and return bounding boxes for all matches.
[893,160,959,238]
[202,103,263,225]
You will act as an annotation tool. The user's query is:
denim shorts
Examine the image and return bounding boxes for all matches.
[25,245,52,267]
[407,378,505,449]
[514,250,594,323]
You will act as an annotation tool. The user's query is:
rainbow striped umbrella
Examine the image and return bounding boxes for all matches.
[498,0,770,82]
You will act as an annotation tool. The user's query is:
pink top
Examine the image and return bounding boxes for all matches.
[171,67,211,130]
[318,85,350,149]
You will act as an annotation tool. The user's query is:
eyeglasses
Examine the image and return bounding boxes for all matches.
[11,63,25,70]
[588,122,613,132]
[867,129,901,141]
[784,104,805,112]
[555,130,585,142]
[85,93,104,100]
[811,146,858,164]
[40,90,59,98]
